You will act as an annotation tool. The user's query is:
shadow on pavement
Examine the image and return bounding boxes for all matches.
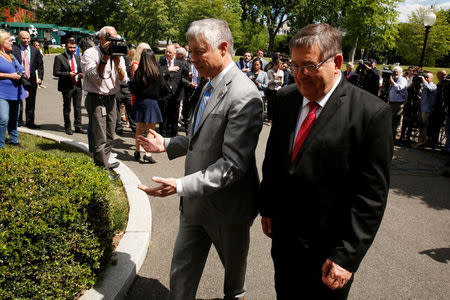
[419,247,450,264]
[125,276,169,299]
[389,146,450,211]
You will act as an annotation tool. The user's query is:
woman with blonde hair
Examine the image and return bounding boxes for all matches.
[0,30,27,147]
[131,42,151,77]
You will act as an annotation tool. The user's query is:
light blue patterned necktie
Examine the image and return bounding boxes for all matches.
[194,82,213,132]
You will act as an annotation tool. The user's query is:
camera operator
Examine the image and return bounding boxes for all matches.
[388,66,407,143]
[81,26,128,174]
[414,71,437,148]
[428,70,447,148]
[363,58,381,97]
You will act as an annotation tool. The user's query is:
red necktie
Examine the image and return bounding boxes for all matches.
[70,56,77,84]
[23,48,30,78]
[291,101,319,162]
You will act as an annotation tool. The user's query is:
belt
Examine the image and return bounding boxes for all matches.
[87,92,115,99]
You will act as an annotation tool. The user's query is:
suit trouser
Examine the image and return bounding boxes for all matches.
[115,86,136,132]
[169,214,249,300]
[418,112,432,144]
[160,98,180,137]
[62,87,82,130]
[85,93,116,168]
[271,220,353,300]
[19,87,37,125]
[389,102,404,139]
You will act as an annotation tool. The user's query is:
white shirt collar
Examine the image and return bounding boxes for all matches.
[209,62,234,90]
[302,72,342,109]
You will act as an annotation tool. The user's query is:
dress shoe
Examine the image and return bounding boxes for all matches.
[134,151,141,161]
[8,142,20,146]
[108,161,120,169]
[27,123,40,129]
[65,128,73,135]
[108,172,120,180]
[143,155,156,164]
[115,129,124,136]
[74,127,86,134]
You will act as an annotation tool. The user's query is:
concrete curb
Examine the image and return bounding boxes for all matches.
[18,127,152,300]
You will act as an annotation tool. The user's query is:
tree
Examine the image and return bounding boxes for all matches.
[341,0,400,63]
[396,8,450,67]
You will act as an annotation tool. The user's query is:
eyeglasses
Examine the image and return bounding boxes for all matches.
[292,56,334,74]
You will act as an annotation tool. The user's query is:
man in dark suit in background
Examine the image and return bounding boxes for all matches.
[12,30,44,128]
[260,23,393,299]
[53,37,85,135]
[159,44,190,137]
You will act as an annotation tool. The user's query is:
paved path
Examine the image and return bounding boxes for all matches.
[31,55,450,299]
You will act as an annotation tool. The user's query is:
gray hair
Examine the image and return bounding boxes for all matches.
[289,23,342,59]
[176,47,186,56]
[186,18,234,54]
[0,29,11,46]
[347,62,354,68]
[393,66,403,73]
[98,26,116,37]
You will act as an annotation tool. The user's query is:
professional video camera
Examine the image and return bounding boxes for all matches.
[105,34,128,57]
[379,66,393,102]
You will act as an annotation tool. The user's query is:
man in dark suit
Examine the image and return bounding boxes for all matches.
[12,30,44,128]
[159,44,190,137]
[53,38,85,135]
[259,23,393,299]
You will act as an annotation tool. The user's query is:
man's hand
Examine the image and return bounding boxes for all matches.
[168,66,180,72]
[261,217,272,238]
[138,177,177,197]
[321,259,352,290]
[137,129,165,153]
[70,71,76,78]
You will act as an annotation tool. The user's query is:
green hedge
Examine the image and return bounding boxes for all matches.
[0,148,117,299]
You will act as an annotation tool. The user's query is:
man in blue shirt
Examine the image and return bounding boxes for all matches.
[415,71,437,148]
[388,66,407,143]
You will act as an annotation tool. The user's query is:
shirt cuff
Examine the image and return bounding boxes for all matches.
[176,178,184,196]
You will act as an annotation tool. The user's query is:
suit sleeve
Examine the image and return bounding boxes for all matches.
[329,104,393,272]
[36,50,44,80]
[178,89,263,198]
[53,56,71,78]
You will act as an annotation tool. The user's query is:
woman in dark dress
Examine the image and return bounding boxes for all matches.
[132,48,163,163]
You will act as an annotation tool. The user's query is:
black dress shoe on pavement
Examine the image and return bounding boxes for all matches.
[65,128,73,135]
[134,151,141,161]
[74,128,86,134]
[143,155,156,164]
[108,172,120,180]
[27,123,41,129]
[108,161,120,169]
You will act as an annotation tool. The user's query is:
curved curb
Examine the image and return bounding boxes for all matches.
[18,127,151,300]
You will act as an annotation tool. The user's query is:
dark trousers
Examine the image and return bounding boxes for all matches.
[62,87,82,130]
[271,220,353,300]
[19,87,37,125]
[85,93,117,168]
[265,89,277,122]
[428,110,445,146]
[159,98,180,137]
[390,102,403,139]
[115,86,136,132]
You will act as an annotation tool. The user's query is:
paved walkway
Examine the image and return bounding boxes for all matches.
[29,55,450,299]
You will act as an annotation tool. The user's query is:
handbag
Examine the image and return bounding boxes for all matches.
[9,54,32,91]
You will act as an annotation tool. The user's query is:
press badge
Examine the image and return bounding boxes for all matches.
[101,106,107,116]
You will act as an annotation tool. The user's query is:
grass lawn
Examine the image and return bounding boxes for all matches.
[5,133,129,236]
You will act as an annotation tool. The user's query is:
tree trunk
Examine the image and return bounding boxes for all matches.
[349,36,358,63]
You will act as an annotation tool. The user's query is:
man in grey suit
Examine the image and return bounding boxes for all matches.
[138,18,263,300]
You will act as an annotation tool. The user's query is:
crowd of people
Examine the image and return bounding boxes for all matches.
[0,19,449,300]
[343,60,449,150]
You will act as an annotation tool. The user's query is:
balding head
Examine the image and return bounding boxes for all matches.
[165,44,175,61]
[19,30,31,47]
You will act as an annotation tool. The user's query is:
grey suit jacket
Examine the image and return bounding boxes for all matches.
[165,64,263,225]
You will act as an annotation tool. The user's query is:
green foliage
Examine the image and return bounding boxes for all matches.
[396,8,450,67]
[235,19,268,55]
[0,146,118,298]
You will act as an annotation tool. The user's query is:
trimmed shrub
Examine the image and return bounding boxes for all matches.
[0,147,117,299]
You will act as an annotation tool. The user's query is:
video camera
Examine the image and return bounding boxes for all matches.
[105,34,128,57]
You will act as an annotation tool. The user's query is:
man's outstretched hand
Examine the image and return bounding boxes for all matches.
[138,177,177,197]
[137,129,165,153]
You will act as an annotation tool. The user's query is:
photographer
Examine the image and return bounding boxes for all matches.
[428,70,447,148]
[81,26,128,173]
[363,59,381,97]
[388,66,407,142]
[414,71,437,148]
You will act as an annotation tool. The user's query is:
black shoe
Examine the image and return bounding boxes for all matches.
[116,129,124,136]
[74,127,86,134]
[18,121,23,127]
[8,142,20,146]
[134,151,141,161]
[108,161,120,169]
[65,128,73,135]
[27,123,40,129]
[108,172,120,180]
[143,155,156,164]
